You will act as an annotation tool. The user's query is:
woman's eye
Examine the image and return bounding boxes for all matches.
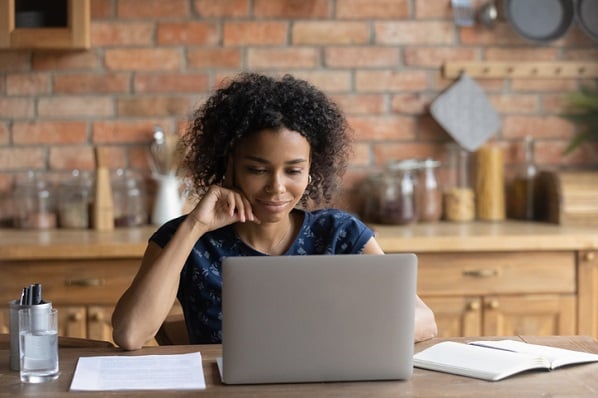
[287,169,303,175]
[248,167,267,174]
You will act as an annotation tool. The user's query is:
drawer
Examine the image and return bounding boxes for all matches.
[0,260,139,305]
[417,251,576,296]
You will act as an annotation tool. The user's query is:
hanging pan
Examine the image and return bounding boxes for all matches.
[504,0,575,43]
[577,0,598,42]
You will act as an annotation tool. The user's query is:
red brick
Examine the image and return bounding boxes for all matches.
[484,48,560,61]
[404,47,478,67]
[372,142,446,166]
[91,22,155,46]
[93,121,159,144]
[460,24,522,45]
[117,97,193,118]
[325,47,399,68]
[193,0,249,17]
[376,21,455,44]
[348,115,416,140]
[535,140,598,167]
[254,0,329,18]
[502,116,575,140]
[0,147,45,170]
[0,123,8,145]
[336,0,408,19]
[117,0,189,18]
[417,115,451,141]
[157,22,219,45]
[49,146,96,170]
[105,49,182,71]
[134,73,210,93]
[32,52,100,71]
[0,52,31,71]
[0,98,34,118]
[288,70,352,92]
[293,22,369,45]
[13,122,88,145]
[53,73,131,94]
[355,70,428,92]
[414,0,453,18]
[332,94,386,115]
[38,97,114,118]
[90,0,114,18]
[542,94,570,113]
[510,79,578,92]
[489,94,539,114]
[187,48,242,69]
[348,142,371,166]
[223,22,288,45]
[6,73,50,95]
[565,48,598,61]
[390,93,433,115]
[247,48,319,69]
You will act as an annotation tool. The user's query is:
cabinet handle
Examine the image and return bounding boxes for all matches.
[65,278,105,287]
[467,301,480,311]
[68,312,83,322]
[462,269,498,278]
[486,300,499,310]
[90,312,104,322]
[584,252,596,262]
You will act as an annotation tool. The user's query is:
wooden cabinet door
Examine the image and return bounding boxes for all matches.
[578,250,598,339]
[483,294,576,336]
[87,305,114,343]
[56,306,86,338]
[423,296,482,337]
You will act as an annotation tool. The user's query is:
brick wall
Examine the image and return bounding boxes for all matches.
[1,0,597,214]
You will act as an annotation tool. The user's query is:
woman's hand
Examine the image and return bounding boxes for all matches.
[187,185,260,232]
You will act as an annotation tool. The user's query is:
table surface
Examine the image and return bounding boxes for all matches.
[1,335,598,397]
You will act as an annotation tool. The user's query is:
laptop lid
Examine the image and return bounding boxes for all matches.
[220,253,417,384]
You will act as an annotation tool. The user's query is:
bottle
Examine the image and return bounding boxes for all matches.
[417,159,442,222]
[475,144,505,221]
[58,170,92,229]
[509,136,537,220]
[443,143,475,222]
[13,171,57,229]
[377,159,418,225]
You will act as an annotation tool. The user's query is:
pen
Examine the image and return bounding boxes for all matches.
[19,287,27,305]
[32,283,42,305]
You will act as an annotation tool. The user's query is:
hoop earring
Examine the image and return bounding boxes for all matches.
[308,175,312,185]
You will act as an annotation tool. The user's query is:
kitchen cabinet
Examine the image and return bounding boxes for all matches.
[0,0,90,50]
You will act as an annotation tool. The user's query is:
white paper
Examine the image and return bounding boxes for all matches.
[70,352,206,391]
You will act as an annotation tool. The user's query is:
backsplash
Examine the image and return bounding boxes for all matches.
[1,0,597,214]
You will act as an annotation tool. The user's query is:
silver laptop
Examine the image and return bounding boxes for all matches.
[218,253,417,384]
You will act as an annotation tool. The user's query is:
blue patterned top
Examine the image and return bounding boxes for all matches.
[149,208,374,344]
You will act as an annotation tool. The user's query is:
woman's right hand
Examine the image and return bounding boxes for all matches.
[187,185,260,232]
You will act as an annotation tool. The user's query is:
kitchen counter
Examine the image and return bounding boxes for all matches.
[1,221,597,260]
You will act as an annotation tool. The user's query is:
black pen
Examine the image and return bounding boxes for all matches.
[32,283,42,305]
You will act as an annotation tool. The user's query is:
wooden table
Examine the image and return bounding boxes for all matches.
[2,335,598,397]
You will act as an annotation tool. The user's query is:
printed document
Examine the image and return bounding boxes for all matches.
[70,352,206,391]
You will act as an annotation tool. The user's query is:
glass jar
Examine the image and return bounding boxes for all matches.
[361,173,383,223]
[508,136,537,220]
[443,143,475,222]
[377,159,418,225]
[13,171,57,229]
[58,170,92,229]
[111,169,147,227]
[417,159,442,222]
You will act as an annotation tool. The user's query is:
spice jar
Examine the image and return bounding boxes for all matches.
[443,143,475,222]
[111,169,147,227]
[361,173,383,223]
[377,159,418,225]
[417,159,442,222]
[13,171,57,229]
[58,170,92,229]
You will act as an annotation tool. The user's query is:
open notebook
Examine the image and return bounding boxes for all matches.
[414,339,598,381]
[218,253,418,384]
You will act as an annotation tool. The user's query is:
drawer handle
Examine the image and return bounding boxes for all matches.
[462,269,498,278]
[65,278,105,287]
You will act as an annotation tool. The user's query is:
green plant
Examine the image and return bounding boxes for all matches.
[562,83,598,155]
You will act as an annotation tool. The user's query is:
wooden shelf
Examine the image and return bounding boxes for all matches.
[0,0,89,50]
[444,61,598,79]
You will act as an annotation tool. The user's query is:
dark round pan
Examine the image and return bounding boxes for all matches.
[577,0,598,41]
[504,0,575,43]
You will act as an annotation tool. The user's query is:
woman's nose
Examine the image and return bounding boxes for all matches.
[265,173,285,193]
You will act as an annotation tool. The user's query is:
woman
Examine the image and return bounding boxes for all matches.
[112,73,437,350]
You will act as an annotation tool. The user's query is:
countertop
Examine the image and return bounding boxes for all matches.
[1,221,598,261]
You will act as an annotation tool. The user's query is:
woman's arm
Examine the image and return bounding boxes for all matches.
[362,237,438,343]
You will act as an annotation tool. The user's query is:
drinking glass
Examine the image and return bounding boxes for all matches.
[18,307,59,383]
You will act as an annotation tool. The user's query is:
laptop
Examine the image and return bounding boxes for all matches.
[218,253,417,384]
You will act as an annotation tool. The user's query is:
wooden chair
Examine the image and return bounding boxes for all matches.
[155,313,189,345]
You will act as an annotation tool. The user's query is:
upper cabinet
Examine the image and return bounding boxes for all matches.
[0,0,89,50]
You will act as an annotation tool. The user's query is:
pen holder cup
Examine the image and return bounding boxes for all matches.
[8,300,52,371]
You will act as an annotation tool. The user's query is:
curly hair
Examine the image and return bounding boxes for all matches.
[182,72,352,207]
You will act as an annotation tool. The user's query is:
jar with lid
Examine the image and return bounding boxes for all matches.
[58,170,92,229]
[377,159,418,225]
[13,171,57,229]
[111,169,148,227]
[443,143,475,222]
[360,172,383,223]
[416,158,442,222]
[508,136,537,220]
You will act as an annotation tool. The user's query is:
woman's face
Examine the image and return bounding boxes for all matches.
[232,128,311,223]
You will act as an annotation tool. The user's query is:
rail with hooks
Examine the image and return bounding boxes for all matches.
[443,61,598,79]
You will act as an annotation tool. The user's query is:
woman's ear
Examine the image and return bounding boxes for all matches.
[222,156,234,188]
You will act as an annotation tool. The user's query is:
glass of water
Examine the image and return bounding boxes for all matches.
[18,307,59,383]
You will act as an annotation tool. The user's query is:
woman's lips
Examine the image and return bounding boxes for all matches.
[256,199,290,213]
